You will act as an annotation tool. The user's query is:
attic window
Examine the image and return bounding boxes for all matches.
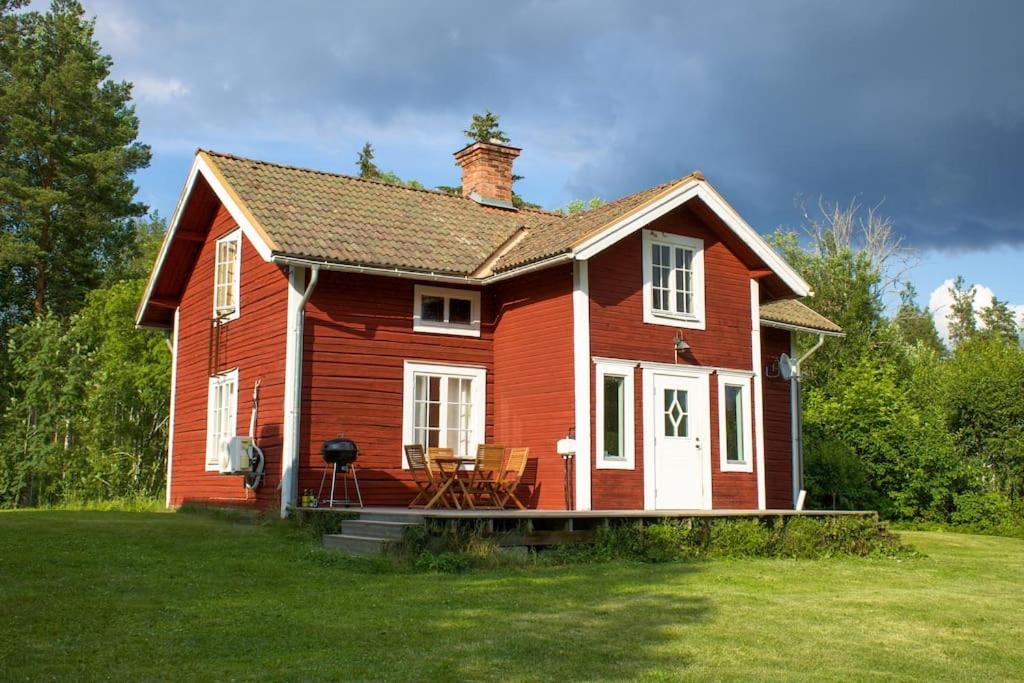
[642,230,706,330]
[213,230,241,322]
[413,285,481,337]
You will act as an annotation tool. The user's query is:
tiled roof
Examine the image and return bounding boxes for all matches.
[204,150,554,276]
[760,298,843,335]
[491,175,697,273]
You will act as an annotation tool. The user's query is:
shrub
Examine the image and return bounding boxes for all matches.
[708,519,774,558]
[951,491,1014,531]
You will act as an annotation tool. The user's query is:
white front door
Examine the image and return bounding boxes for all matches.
[648,372,710,509]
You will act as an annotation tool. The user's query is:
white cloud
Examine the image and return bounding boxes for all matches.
[132,76,190,104]
[928,278,1024,342]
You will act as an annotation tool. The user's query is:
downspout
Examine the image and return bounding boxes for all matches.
[792,333,825,500]
[281,265,320,518]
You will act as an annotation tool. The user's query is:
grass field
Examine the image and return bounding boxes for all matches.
[1,511,1022,681]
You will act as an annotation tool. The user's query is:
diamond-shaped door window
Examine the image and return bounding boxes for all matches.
[663,389,689,437]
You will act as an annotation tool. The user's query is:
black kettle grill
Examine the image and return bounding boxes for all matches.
[317,437,363,508]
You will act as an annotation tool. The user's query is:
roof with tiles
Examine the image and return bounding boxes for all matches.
[759,298,843,335]
[204,150,555,276]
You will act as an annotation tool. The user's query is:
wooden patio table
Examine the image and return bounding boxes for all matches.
[425,456,477,509]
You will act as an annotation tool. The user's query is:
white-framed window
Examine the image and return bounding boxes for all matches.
[718,371,753,472]
[401,361,486,467]
[642,229,705,329]
[595,361,636,470]
[413,285,481,337]
[213,230,241,322]
[206,368,239,471]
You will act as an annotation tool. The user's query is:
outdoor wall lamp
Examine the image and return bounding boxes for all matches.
[673,333,690,363]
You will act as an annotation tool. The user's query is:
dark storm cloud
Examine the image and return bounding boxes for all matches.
[91,0,1024,249]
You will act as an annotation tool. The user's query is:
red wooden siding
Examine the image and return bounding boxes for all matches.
[761,326,795,508]
[588,204,759,509]
[298,272,494,506]
[170,204,289,509]
[492,266,575,509]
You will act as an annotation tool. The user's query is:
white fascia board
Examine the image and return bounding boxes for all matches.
[136,153,274,328]
[761,319,844,337]
[571,179,812,299]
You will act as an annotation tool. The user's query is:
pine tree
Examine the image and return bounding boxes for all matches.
[356,142,380,179]
[979,296,1020,346]
[895,282,944,353]
[947,276,978,348]
[463,110,510,144]
[0,0,150,328]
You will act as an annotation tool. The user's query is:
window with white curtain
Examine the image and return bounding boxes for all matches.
[402,362,486,466]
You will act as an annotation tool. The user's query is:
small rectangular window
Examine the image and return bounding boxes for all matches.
[602,375,625,459]
[595,361,635,469]
[724,385,743,462]
[206,369,239,471]
[213,231,241,322]
[413,285,481,337]
[718,373,753,472]
[448,298,472,325]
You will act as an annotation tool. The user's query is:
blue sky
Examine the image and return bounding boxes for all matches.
[77,0,1024,334]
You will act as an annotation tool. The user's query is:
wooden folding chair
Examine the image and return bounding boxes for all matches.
[425,447,469,509]
[496,447,530,509]
[404,444,438,508]
[469,444,506,509]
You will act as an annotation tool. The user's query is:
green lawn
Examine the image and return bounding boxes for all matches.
[1,511,1022,681]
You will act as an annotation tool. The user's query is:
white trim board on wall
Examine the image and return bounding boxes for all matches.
[573,260,592,510]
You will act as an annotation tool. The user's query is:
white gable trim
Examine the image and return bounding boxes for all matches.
[572,179,811,298]
[136,153,274,328]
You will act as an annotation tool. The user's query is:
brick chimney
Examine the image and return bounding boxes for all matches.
[453,140,522,209]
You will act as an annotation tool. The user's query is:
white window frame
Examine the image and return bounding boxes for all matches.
[205,368,239,472]
[718,371,753,473]
[642,229,706,330]
[595,360,635,470]
[401,361,486,468]
[213,230,241,323]
[413,285,481,337]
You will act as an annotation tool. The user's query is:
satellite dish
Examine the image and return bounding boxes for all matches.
[779,353,796,380]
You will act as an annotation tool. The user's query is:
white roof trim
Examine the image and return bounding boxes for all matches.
[760,319,844,337]
[571,178,811,298]
[136,153,274,327]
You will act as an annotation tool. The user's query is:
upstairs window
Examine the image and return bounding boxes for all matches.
[413,285,481,337]
[214,231,241,322]
[642,230,705,329]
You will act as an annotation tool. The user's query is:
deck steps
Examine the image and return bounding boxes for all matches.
[321,511,425,557]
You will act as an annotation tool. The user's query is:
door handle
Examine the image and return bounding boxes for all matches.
[695,437,702,450]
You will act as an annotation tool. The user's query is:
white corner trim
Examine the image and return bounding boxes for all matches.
[594,360,636,470]
[412,284,481,337]
[165,308,179,508]
[573,260,592,510]
[641,230,706,330]
[717,371,754,474]
[751,279,767,509]
[400,360,487,468]
[137,153,274,328]
[572,178,811,298]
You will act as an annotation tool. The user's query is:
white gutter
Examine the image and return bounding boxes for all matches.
[271,252,573,286]
[790,332,826,502]
[280,265,320,518]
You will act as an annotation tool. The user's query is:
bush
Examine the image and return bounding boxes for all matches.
[708,519,774,557]
[951,491,1014,531]
[804,430,875,511]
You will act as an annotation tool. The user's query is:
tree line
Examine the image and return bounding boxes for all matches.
[1,2,1021,532]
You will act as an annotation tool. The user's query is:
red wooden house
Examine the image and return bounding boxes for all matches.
[137,141,841,516]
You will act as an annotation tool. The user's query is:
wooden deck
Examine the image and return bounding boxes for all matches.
[299,505,875,521]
